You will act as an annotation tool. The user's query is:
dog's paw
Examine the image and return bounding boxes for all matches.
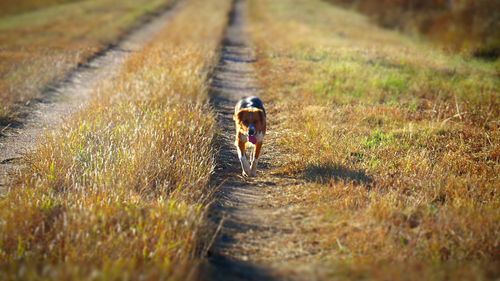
[241,170,256,178]
[250,163,257,177]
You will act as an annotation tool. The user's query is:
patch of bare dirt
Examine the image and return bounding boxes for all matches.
[199,1,323,280]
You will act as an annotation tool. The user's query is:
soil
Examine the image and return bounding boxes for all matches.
[200,1,321,280]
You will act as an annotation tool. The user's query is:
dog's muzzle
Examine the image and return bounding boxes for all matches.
[247,124,257,144]
[248,124,256,136]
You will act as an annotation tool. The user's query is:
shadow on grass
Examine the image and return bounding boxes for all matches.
[305,163,372,185]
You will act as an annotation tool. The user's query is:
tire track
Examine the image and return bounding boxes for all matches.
[201,1,312,280]
[0,1,183,194]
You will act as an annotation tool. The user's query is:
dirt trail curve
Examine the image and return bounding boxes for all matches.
[201,1,316,280]
[0,1,183,194]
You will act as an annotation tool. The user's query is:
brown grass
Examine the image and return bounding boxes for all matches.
[0,0,82,17]
[0,0,231,279]
[326,0,500,58]
[0,0,172,122]
[249,0,499,279]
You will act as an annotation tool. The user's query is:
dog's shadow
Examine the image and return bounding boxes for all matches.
[304,163,372,186]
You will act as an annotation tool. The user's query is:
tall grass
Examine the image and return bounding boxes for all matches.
[249,0,499,279]
[0,0,172,122]
[327,0,500,58]
[0,0,82,17]
[0,0,231,279]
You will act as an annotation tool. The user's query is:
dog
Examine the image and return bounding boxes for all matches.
[233,96,266,177]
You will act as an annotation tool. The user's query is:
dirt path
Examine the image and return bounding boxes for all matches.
[0,1,182,194]
[201,1,319,280]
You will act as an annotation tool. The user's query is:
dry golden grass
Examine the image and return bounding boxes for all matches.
[327,0,500,58]
[0,0,81,17]
[249,0,499,279]
[0,0,172,122]
[0,0,231,279]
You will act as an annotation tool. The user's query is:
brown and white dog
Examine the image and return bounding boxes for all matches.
[233,96,266,177]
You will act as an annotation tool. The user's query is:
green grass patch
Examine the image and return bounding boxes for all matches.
[250,0,500,279]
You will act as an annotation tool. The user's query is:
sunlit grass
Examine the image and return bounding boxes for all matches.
[0,0,174,122]
[326,0,500,57]
[0,0,82,17]
[249,0,499,279]
[0,0,231,279]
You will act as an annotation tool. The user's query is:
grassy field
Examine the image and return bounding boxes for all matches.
[1,0,498,279]
[0,0,231,279]
[0,0,82,17]
[326,0,500,58]
[249,0,499,279]
[0,0,173,123]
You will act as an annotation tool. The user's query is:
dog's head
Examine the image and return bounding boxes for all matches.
[234,108,266,137]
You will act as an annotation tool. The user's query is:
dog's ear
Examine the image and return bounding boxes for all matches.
[234,110,242,121]
[258,110,265,122]
[257,109,266,132]
[235,110,247,123]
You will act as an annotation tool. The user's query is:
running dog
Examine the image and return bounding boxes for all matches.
[233,96,266,177]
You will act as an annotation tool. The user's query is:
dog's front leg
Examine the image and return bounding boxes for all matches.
[236,139,251,176]
[250,142,262,177]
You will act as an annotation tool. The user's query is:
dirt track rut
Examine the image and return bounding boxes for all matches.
[0,1,182,194]
[201,1,315,280]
